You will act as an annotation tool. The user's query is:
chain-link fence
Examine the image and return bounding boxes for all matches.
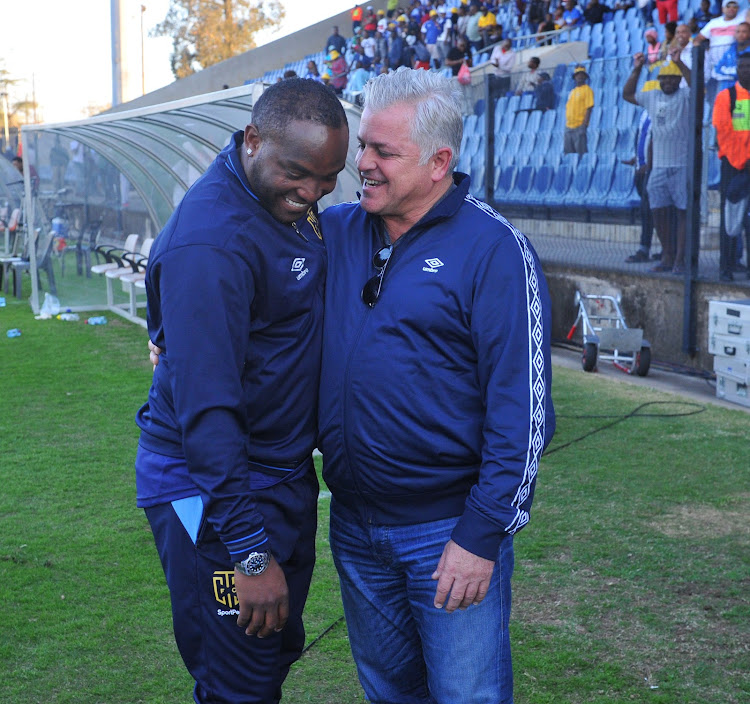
[457,51,748,292]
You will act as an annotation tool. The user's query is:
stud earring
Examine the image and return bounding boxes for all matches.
[246,148,253,156]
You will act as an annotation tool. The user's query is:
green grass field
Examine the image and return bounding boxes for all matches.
[1,294,747,703]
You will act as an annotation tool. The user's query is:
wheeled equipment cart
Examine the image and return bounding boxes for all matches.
[566,290,651,376]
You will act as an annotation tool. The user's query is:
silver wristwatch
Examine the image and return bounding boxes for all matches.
[235,550,271,576]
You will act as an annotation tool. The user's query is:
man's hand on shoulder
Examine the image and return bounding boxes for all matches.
[431,539,494,614]
[235,557,290,638]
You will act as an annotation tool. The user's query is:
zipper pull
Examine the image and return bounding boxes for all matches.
[291,221,309,242]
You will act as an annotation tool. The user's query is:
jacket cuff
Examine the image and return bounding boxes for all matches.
[450,506,504,561]
[223,529,270,562]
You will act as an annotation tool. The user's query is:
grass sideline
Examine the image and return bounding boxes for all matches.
[1,296,748,703]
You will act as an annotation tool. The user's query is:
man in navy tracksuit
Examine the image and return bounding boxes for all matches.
[318,68,555,703]
[134,80,348,704]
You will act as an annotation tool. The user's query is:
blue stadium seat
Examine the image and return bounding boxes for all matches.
[616,101,640,130]
[501,132,523,165]
[457,152,472,175]
[532,130,552,159]
[513,111,529,133]
[471,145,485,170]
[615,127,636,159]
[519,92,535,111]
[589,59,604,82]
[475,99,486,117]
[494,96,510,131]
[548,130,564,157]
[603,43,620,59]
[552,63,567,94]
[474,115,487,137]
[580,151,599,171]
[494,133,508,160]
[562,151,579,168]
[601,86,618,108]
[516,132,536,164]
[506,94,521,113]
[554,102,568,129]
[469,163,485,198]
[498,108,516,134]
[589,106,603,132]
[540,108,557,131]
[464,134,482,159]
[527,153,546,169]
[494,165,517,201]
[600,106,618,130]
[464,114,479,135]
[606,163,640,210]
[545,164,575,206]
[546,151,563,168]
[590,46,604,60]
[525,164,555,205]
[597,127,618,155]
[515,151,531,168]
[587,160,616,210]
[563,162,595,206]
[588,128,601,153]
[504,165,536,204]
[526,109,543,133]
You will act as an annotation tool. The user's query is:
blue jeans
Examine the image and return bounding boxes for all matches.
[329,501,515,704]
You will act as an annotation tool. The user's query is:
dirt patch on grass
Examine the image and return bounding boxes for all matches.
[651,503,750,538]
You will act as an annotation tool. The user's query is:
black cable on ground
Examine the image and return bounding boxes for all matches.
[545,401,706,456]
[302,615,345,655]
[305,402,706,652]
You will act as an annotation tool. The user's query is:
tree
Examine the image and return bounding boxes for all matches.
[9,99,39,127]
[153,0,285,79]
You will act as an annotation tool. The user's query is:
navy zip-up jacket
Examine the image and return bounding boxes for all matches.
[135,131,325,560]
[318,173,555,560]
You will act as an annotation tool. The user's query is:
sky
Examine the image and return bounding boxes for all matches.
[1,0,355,125]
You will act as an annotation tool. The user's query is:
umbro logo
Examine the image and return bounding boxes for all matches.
[291,257,309,280]
[422,258,444,273]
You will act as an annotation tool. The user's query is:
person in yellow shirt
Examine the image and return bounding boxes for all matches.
[564,65,595,155]
[478,5,498,48]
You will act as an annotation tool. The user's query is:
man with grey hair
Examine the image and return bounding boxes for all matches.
[318,67,556,703]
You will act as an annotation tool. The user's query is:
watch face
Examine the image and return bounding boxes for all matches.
[239,551,270,575]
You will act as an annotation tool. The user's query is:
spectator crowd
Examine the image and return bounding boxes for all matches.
[270,1,749,280]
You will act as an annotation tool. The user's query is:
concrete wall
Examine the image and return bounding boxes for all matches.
[545,265,749,373]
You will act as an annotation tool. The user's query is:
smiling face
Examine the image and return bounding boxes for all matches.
[675,24,691,48]
[659,75,682,95]
[355,103,451,239]
[243,120,348,225]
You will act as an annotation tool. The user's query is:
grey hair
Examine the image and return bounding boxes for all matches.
[362,67,463,171]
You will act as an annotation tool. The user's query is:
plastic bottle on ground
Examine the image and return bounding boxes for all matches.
[85,316,108,325]
[6,328,21,337]
[57,313,80,321]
